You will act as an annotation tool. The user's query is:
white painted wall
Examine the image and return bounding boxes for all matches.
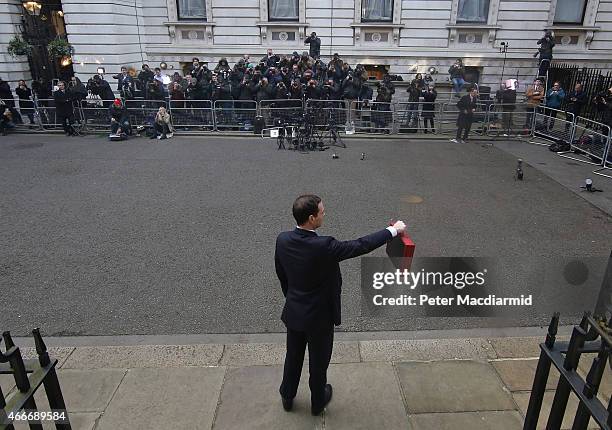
[2,0,612,89]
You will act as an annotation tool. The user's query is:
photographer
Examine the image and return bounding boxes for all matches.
[373,81,393,133]
[321,78,340,100]
[421,85,438,134]
[305,79,321,100]
[288,80,304,105]
[405,80,421,128]
[495,81,517,133]
[544,81,565,131]
[535,30,555,78]
[109,98,130,137]
[68,76,88,105]
[0,103,15,135]
[0,77,21,124]
[138,64,154,97]
[15,80,34,125]
[448,59,467,98]
[411,73,426,91]
[275,81,290,100]
[524,79,544,132]
[113,66,135,100]
[341,73,359,100]
[152,106,173,140]
[565,83,587,123]
[54,81,76,136]
[214,58,231,74]
[304,32,321,59]
[87,75,115,108]
[261,49,280,69]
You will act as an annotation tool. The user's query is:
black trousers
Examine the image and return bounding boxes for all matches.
[457,122,472,140]
[58,114,75,135]
[279,325,334,410]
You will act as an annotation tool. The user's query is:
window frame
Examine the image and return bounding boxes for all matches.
[268,0,300,22]
[361,0,394,23]
[455,0,491,24]
[176,0,207,21]
[553,0,588,25]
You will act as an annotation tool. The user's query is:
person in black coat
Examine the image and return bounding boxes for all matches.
[15,80,34,125]
[54,81,76,136]
[495,82,517,133]
[0,77,22,124]
[535,30,555,78]
[421,85,438,133]
[305,32,321,59]
[109,98,130,135]
[453,86,479,143]
[275,194,406,416]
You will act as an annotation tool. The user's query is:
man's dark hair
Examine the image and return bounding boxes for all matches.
[292,194,321,225]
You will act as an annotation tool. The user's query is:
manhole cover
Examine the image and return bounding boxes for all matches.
[401,195,424,204]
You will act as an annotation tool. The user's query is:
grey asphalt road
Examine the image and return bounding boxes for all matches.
[1,134,610,336]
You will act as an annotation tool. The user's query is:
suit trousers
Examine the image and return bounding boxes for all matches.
[279,325,334,410]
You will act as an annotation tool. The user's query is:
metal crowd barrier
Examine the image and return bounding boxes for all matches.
[350,100,394,134]
[169,100,215,132]
[486,103,533,138]
[438,102,488,136]
[213,99,257,131]
[533,106,575,144]
[259,99,303,128]
[125,99,167,129]
[394,101,444,135]
[560,116,612,166]
[305,99,349,131]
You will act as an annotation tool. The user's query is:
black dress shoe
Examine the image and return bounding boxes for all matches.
[311,384,333,416]
[282,396,293,412]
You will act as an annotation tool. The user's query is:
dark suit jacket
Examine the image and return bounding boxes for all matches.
[456,94,478,127]
[275,227,392,332]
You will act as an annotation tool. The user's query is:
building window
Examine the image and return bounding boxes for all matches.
[269,0,299,21]
[456,0,490,23]
[362,0,393,22]
[177,0,206,20]
[554,0,587,24]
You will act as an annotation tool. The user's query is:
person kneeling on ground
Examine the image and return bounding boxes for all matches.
[109,98,131,139]
[0,105,16,135]
[152,106,173,140]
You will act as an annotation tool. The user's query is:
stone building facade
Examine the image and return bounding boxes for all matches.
[2,0,612,89]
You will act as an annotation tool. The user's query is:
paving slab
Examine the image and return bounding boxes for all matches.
[396,360,516,413]
[513,391,600,429]
[488,337,543,359]
[29,369,126,413]
[220,341,360,366]
[324,362,410,430]
[488,336,570,359]
[96,367,225,430]
[0,373,16,396]
[492,359,559,392]
[409,411,524,430]
[61,344,223,369]
[212,365,322,430]
[359,338,496,362]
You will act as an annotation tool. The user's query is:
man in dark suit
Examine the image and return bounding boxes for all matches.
[452,86,479,144]
[275,194,406,415]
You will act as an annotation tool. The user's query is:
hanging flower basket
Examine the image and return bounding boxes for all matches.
[7,36,32,57]
[47,37,74,58]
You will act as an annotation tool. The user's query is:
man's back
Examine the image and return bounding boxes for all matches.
[275,227,392,331]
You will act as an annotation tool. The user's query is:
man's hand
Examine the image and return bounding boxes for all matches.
[392,220,406,234]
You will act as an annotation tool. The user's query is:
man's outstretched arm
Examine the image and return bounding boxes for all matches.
[328,220,406,262]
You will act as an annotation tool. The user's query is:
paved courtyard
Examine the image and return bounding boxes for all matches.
[1,134,611,336]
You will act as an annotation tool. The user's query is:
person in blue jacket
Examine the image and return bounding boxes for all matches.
[544,81,565,131]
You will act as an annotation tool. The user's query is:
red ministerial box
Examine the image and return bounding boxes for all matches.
[386,230,415,271]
